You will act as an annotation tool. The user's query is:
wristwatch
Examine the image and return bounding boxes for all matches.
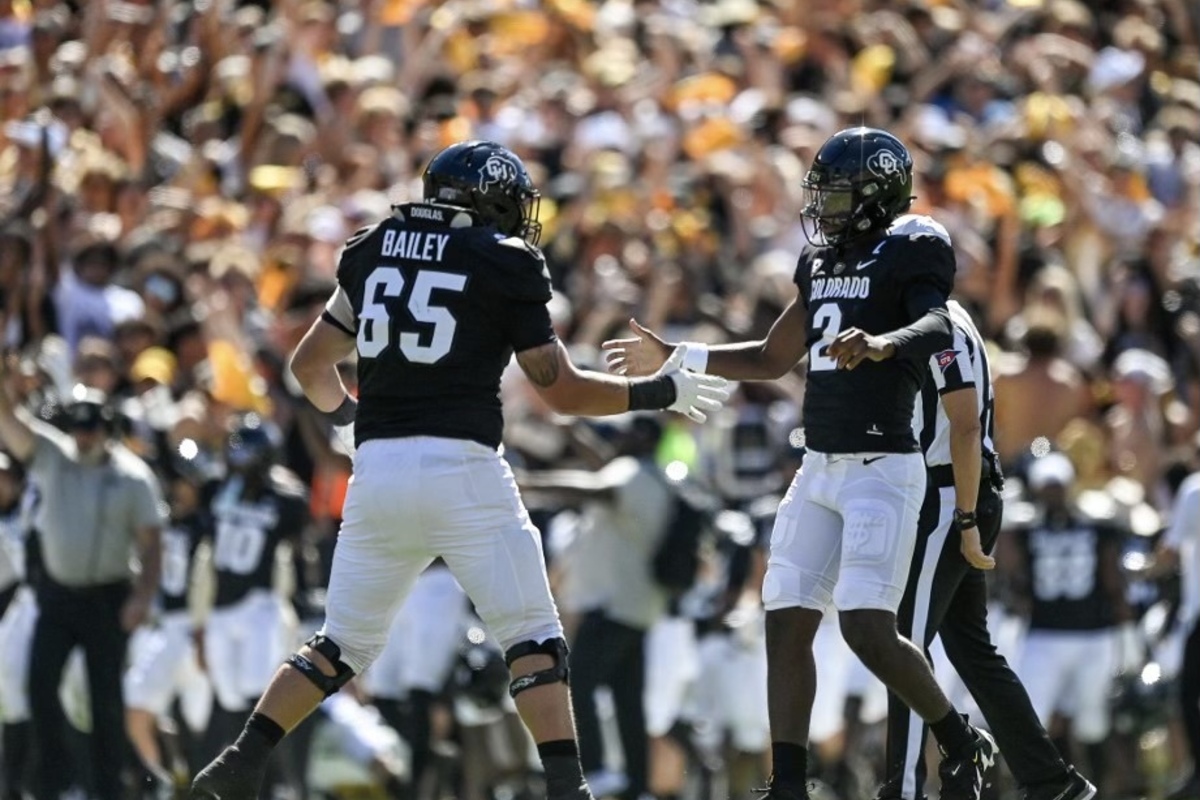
[953,508,978,530]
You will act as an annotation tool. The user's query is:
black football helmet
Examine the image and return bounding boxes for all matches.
[224,413,278,474]
[422,141,542,246]
[800,127,914,247]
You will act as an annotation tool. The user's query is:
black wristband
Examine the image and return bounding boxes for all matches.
[326,396,357,427]
[627,375,677,411]
[954,508,977,530]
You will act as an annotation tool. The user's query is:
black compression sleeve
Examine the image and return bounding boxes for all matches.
[628,375,677,411]
[882,305,952,361]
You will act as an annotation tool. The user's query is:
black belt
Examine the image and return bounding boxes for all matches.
[928,454,1002,490]
[928,463,956,488]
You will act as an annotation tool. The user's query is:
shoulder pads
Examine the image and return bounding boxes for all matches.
[887,214,952,247]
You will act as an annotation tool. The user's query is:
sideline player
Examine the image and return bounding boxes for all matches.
[880,301,1096,800]
[603,127,997,800]
[1009,453,1131,794]
[190,140,730,800]
[124,470,212,792]
[203,416,308,720]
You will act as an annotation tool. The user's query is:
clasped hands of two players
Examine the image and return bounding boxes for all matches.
[607,319,894,375]
[610,321,997,571]
[650,346,731,423]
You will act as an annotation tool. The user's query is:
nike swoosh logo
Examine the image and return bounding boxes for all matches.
[863,456,886,465]
[856,259,877,271]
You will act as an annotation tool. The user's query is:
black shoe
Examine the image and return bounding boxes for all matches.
[869,776,926,800]
[547,780,595,800]
[1166,774,1200,800]
[190,746,266,800]
[1021,768,1097,800]
[938,727,998,800]
[753,777,810,800]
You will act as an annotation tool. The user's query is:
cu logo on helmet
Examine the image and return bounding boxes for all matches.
[479,154,519,191]
[866,150,902,179]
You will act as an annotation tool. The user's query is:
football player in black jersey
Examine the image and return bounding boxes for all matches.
[603,128,997,800]
[1008,453,1133,797]
[200,413,311,800]
[191,141,730,800]
[125,471,211,795]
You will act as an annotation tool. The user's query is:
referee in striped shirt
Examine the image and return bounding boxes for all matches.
[877,301,1095,800]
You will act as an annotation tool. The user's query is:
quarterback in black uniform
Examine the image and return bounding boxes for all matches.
[191,141,729,800]
[604,128,996,800]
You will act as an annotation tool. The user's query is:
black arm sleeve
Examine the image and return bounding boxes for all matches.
[882,289,952,360]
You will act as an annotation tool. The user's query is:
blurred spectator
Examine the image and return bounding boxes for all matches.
[994,307,1094,468]
[521,417,675,800]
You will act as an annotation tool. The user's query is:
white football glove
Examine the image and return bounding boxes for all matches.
[332,422,356,458]
[654,346,731,423]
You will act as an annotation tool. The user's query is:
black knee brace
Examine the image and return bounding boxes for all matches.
[504,637,569,699]
[287,634,356,698]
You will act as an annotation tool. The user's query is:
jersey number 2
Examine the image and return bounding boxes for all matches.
[809,304,842,372]
[358,267,467,364]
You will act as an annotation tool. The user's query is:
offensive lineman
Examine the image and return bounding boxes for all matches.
[191,141,730,799]
[604,128,997,800]
[880,301,1096,800]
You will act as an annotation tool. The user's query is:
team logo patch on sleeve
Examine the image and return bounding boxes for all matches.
[935,349,958,370]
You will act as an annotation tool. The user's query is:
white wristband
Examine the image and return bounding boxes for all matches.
[680,343,710,374]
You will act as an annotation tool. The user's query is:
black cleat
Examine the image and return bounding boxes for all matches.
[938,727,998,800]
[189,746,267,800]
[1021,767,1097,800]
[753,777,810,800]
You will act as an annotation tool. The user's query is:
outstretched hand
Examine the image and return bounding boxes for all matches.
[602,319,673,377]
[655,346,730,423]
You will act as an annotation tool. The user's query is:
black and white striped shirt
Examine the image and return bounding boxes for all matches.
[912,301,996,468]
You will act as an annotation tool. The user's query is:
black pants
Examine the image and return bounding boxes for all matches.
[884,476,1066,798]
[29,578,130,800]
[569,611,648,800]
[1182,617,1200,779]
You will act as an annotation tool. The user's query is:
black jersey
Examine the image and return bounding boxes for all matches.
[159,512,205,613]
[1015,511,1122,631]
[794,215,955,454]
[324,202,557,449]
[205,467,309,608]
